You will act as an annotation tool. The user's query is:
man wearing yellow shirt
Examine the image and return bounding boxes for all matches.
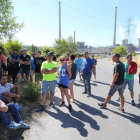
[36,52,57,112]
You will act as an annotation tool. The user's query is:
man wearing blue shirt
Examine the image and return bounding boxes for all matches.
[75,54,83,80]
[30,53,36,82]
[82,52,95,97]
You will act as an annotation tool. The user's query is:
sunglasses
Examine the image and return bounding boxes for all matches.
[60,59,65,61]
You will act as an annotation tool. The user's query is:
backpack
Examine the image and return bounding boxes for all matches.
[128,61,138,75]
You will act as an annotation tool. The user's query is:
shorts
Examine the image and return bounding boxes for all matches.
[0,95,5,102]
[92,67,96,75]
[124,79,134,91]
[58,84,68,89]
[108,83,124,96]
[2,64,8,71]
[18,68,30,77]
[76,68,81,75]
[35,73,42,81]
[69,79,75,83]
[42,80,56,94]
[8,66,13,76]
[30,70,35,76]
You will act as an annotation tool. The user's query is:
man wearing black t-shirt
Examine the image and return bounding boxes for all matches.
[98,53,125,113]
[17,48,31,86]
[34,51,46,84]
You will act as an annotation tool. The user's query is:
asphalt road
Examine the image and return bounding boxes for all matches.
[26,58,140,140]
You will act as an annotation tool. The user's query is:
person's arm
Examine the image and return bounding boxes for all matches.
[13,85,20,95]
[110,73,119,88]
[139,69,140,84]
[19,60,31,65]
[9,55,13,63]
[41,68,51,74]
[0,100,8,112]
[2,91,20,98]
[67,65,72,79]
[13,58,19,63]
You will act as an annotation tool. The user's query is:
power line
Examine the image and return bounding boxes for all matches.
[25,0,113,30]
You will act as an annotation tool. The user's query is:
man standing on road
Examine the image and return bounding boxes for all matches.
[91,55,97,81]
[98,53,125,113]
[36,52,57,112]
[116,55,137,105]
[82,52,95,97]
[34,51,46,85]
[75,54,83,81]
[17,48,31,86]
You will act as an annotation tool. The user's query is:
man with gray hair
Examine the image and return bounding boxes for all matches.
[98,53,125,113]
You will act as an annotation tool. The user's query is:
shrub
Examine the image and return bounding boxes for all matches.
[22,82,41,101]
[112,46,127,57]
[131,51,136,56]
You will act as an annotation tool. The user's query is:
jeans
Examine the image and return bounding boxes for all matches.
[76,68,81,76]
[0,103,21,127]
[82,72,92,95]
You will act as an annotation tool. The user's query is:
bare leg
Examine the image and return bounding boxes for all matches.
[41,94,47,105]
[94,74,96,81]
[130,91,134,100]
[30,75,33,82]
[119,94,125,109]
[26,76,29,85]
[104,94,112,105]
[69,83,75,102]
[37,80,40,85]
[64,88,70,105]
[17,74,21,86]
[59,87,65,102]
[50,93,54,102]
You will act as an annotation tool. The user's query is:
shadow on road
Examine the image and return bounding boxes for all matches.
[46,108,89,137]
[108,109,140,125]
[75,100,108,119]
[125,101,140,109]
[91,94,120,107]
[95,81,110,86]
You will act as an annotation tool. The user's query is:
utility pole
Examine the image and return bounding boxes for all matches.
[59,1,61,39]
[113,7,117,48]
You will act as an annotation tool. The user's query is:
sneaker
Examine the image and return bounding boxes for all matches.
[19,121,30,129]
[36,106,44,112]
[50,102,55,108]
[68,104,72,111]
[117,107,125,113]
[98,103,106,109]
[8,121,21,130]
[15,104,23,112]
[87,94,91,97]
[131,100,135,105]
[116,97,120,102]
[82,92,87,94]
[59,101,65,107]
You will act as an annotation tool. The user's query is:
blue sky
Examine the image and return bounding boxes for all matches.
[13,0,140,47]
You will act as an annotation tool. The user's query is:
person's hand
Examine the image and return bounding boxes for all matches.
[16,94,20,101]
[0,105,8,112]
[110,83,114,89]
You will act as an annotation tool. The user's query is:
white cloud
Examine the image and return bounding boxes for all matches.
[119,27,125,40]
[135,18,140,38]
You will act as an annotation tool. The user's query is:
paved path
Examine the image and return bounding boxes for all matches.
[26,58,140,140]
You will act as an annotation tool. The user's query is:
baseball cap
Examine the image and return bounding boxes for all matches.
[22,48,27,51]
[47,52,53,56]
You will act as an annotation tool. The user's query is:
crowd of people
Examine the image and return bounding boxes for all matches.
[0,49,140,130]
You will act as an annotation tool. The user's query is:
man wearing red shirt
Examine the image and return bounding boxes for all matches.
[0,51,7,74]
[66,52,70,61]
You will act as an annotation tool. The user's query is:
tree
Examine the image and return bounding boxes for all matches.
[4,40,24,54]
[29,44,38,55]
[131,51,136,56]
[67,36,79,53]
[54,38,68,56]
[42,46,55,56]
[54,36,78,55]
[0,0,24,42]
[112,46,127,57]
[0,43,4,55]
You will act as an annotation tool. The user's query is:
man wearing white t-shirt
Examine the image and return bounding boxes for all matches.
[0,74,22,111]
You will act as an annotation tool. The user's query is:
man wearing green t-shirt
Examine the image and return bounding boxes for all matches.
[36,52,57,112]
[116,55,136,105]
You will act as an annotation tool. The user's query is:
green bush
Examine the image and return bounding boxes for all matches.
[22,82,41,101]
[112,46,127,57]
[131,51,136,56]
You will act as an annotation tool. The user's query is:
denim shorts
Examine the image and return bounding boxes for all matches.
[124,79,134,91]
[18,68,30,77]
[69,79,75,83]
[76,68,81,75]
[108,83,124,96]
[42,80,56,94]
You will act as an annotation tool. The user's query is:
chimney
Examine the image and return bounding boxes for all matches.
[122,39,128,47]
[138,38,140,48]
